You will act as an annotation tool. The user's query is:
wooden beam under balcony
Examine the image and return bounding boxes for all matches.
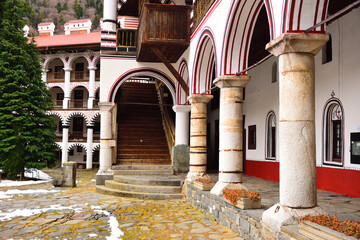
[151,47,189,96]
[137,3,191,63]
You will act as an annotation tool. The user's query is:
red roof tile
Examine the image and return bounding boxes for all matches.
[31,32,101,48]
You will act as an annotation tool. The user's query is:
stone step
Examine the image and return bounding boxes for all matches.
[117,160,171,165]
[96,185,183,200]
[113,169,173,175]
[105,180,181,193]
[117,153,171,159]
[112,165,173,170]
[114,175,182,186]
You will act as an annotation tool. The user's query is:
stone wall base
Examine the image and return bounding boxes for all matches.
[186,183,307,239]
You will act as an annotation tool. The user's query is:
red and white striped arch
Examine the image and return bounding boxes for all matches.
[192,28,217,94]
[176,59,190,105]
[222,0,264,75]
[267,0,329,39]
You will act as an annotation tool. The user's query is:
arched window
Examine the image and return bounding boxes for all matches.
[323,100,344,166]
[265,111,276,160]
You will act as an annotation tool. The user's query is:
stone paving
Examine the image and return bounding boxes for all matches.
[0,170,242,240]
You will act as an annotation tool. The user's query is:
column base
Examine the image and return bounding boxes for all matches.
[172,144,190,174]
[96,169,114,185]
[262,203,326,232]
[186,171,210,183]
[210,182,247,196]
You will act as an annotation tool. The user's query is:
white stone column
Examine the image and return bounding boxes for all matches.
[211,75,250,196]
[61,126,69,166]
[96,102,115,185]
[186,94,213,182]
[88,66,97,109]
[173,105,191,145]
[41,69,49,82]
[63,68,72,109]
[262,33,329,232]
[86,127,94,169]
[103,0,117,32]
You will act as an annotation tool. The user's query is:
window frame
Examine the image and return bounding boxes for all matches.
[322,99,344,167]
[248,125,256,150]
[265,111,276,160]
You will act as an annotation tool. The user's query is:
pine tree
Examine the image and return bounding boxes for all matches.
[56,2,62,13]
[59,13,65,26]
[0,0,56,178]
[63,2,68,11]
[73,0,83,19]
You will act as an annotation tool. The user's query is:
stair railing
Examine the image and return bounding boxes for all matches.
[155,80,175,157]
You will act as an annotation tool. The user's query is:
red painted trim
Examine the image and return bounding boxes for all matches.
[317,167,360,198]
[246,160,279,182]
[241,1,263,71]
[289,0,296,31]
[246,160,360,197]
[321,0,329,32]
[206,53,215,91]
[220,1,236,75]
[230,2,246,74]
[314,0,321,27]
[297,0,303,31]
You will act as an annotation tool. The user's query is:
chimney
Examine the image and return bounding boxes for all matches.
[38,22,55,36]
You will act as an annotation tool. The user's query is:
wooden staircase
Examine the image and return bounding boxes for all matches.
[116,82,171,165]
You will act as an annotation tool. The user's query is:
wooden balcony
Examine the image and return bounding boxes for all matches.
[137,3,191,63]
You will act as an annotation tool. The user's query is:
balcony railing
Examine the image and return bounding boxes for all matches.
[47,71,99,83]
[47,72,64,82]
[53,100,63,108]
[116,29,137,53]
[69,132,85,141]
[70,100,88,108]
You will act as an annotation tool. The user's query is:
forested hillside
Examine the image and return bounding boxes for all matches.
[23,0,103,36]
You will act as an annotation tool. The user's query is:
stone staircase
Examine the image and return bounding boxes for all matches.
[96,165,184,200]
[116,82,171,165]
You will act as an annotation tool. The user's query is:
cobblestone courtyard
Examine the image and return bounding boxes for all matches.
[0,170,241,240]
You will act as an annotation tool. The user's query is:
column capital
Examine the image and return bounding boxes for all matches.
[213,75,250,88]
[173,104,191,113]
[63,68,73,72]
[188,94,213,104]
[88,66,97,71]
[266,33,329,57]
[99,102,115,112]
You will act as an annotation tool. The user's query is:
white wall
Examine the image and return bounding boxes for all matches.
[242,8,360,171]
[315,8,360,170]
[244,57,279,162]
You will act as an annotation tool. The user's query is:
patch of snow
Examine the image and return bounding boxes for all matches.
[0,189,59,199]
[24,168,52,180]
[0,204,83,221]
[90,206,123,239]
[91,179,96,182]
[88,234,98,237]
[106,216,124,240]
[0,180,50,187]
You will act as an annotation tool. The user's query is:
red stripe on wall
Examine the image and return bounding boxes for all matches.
[245,160,279,182]
[317,167,360,198]
[246,159,360,197]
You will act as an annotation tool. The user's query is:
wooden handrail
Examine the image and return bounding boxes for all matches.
[155,80,175,157]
